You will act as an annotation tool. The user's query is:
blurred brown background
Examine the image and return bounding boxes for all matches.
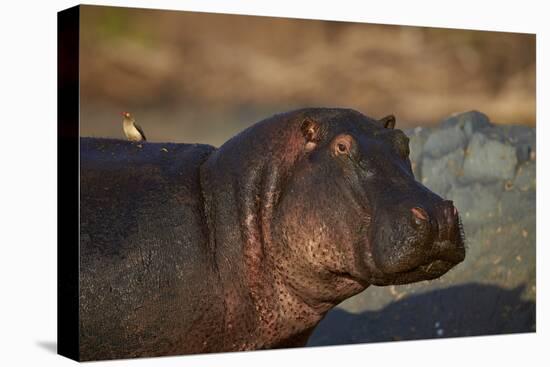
[79,5,536,146]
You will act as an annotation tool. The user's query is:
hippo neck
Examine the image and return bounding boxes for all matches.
[198,116,335,348]
[198,169,330,348]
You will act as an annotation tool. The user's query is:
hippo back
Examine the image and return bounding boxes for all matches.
[79,138,222,360]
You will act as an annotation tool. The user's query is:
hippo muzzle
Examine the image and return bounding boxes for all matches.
[368,190,466,286]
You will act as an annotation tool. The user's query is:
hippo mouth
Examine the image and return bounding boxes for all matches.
[402,258,459,282]
[369,239,465,286]
[363,230,466,286]
[368,260,455,286]
[418,259,457,275]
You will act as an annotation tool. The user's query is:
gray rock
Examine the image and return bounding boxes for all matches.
[441,110,492,138]
[405,127,430,163]
[500,189,536,222]
[421,148,464,197]
[501,125,536,146]
[404,127,432,179]
[446,182,501,226]
[515,144,533,164]
[423,126,467,158]
[514,161,536,192]
[463,132,518,183]
[500,125,536,164]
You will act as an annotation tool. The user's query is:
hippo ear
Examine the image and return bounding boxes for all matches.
[300,118,320,141]
[379,114,396,129]
[300,118,320,151]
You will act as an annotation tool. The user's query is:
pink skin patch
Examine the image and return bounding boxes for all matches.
[305,142,317,152]
[411,207,428,221]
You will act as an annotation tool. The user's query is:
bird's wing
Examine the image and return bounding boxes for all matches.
[134,123,147,141]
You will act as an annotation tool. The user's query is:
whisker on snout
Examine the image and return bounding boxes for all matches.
[458,217,467,248]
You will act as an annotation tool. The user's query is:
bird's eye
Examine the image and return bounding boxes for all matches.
[337,143,347,153]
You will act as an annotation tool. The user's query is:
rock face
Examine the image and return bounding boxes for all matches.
[309,110,536,346]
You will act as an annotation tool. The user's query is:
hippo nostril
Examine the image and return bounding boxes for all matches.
[443,200,455,212]
[411,207,429,226]
[436,200,460,241]
[443,200,458,221]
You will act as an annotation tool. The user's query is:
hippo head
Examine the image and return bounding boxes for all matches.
[201,108,465,310]
[274,108,465,292]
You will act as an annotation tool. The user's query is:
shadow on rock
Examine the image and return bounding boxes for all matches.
[308,283,535,347]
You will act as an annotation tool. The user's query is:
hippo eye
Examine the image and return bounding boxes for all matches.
[332,134,353,156]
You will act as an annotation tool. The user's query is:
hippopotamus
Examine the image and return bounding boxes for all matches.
[79,107,465,361]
